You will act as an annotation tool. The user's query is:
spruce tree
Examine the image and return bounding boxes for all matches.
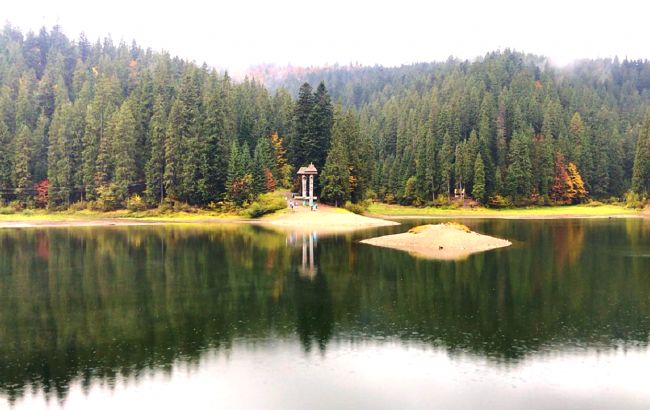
[202,75,230,202]
[14,125,33,204]
[292,82,315,167]
[321,124,350,207]
[252,137,276,194]
[632,112,650,194]
[164,98,183,200]
[506,130,533,202]
[472,155,486,203]
[0,120,13,203]
[145,95,167,205]
[47,103,72,207]
[111,99,138,202]
[310,81,333,170]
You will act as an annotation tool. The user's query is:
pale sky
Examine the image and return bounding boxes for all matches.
[4,0,650,74]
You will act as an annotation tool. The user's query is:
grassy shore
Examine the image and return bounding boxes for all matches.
[0,201,643,228]
[0,208,241,222]
[366,203,642,218]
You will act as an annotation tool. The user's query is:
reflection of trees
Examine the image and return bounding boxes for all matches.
[295,271,333,353]
[0,220,649,403]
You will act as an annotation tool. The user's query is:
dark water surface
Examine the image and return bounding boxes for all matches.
[1,219,649,409]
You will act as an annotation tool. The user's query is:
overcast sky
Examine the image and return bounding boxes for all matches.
[4,0,649,73]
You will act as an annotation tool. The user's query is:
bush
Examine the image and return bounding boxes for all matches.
[8,200,24,212]
[240,192,286,218]
[585,200,605,207]
[0,206,14,215]
[173,201,198,213]
[93,184,121,211]
[344,201,368,215]
[364,189,378,202]
[488,194,512,208]
[625,191,645,209]
[69,201,87,211]
[383,193,396,204]
[126,194,148,212]
[434,195,452,207]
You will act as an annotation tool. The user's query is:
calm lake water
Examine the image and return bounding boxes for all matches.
[1,219,649,409]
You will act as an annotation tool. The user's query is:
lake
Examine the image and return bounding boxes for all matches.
[1,219,649,409]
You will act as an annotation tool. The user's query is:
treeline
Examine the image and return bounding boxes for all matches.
[270,54,650,205]
[0,25,326,210]
[2,25,650,209]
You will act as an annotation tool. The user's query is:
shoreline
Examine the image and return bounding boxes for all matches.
[369,213,641,220]
[0,204,645,230]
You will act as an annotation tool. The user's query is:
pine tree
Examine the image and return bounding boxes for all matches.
[252,136,276,195]
[226,141,239,194]
[82,103,100,200]
[270,132,291,188]
[164,98,183,200]
[532,134,554,197]
[632,112,650,194]
[310,81,333,170]
[48,103,73,207]
[506,130,533,201]
[145,95,167,205]
[111,99,138,202]
[438,132,454,198]
[0,120,13,203]
[568,112,585,163]
[14,125,33,204]
[292,82,315,167]
[201,74,230,202]
[472,155,486,203]
[321,124,350,207]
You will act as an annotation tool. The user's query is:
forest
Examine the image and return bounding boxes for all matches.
[2,24,650,210]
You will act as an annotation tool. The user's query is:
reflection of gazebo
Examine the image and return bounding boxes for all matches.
[296,163,318,204]
[286,231,318,280]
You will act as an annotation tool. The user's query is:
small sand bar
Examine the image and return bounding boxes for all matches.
[361,223,511,260]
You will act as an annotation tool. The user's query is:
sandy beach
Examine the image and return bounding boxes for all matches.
[360,223,512,260]
[258,205,399,233]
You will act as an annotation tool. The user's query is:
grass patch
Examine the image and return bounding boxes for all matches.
[367,203,640,217]
[408,225,431,234]
[444,222,471,232]
[408,222,471,234]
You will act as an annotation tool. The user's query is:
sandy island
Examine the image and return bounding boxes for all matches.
[258,205,399,233]
[361,223,511,260]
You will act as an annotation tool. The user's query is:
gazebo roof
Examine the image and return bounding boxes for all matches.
[297,163,318,175]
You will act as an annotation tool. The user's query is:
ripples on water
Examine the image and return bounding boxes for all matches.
[0,219,649,409]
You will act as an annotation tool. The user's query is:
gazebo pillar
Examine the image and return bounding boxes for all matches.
[309,175,314,201]
[301,175,307,198]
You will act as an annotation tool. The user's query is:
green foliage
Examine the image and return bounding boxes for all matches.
[632,112,650,194]
[91,184,122,211]
[624,191,645,209]
[487,194,512,208]
[344,201,368,215]
[472,155,486,203]
[320,112,351,206]
[240,192,286,218]
[126,194,148,212]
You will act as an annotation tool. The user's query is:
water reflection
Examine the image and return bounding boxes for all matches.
[0,220,649,406]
